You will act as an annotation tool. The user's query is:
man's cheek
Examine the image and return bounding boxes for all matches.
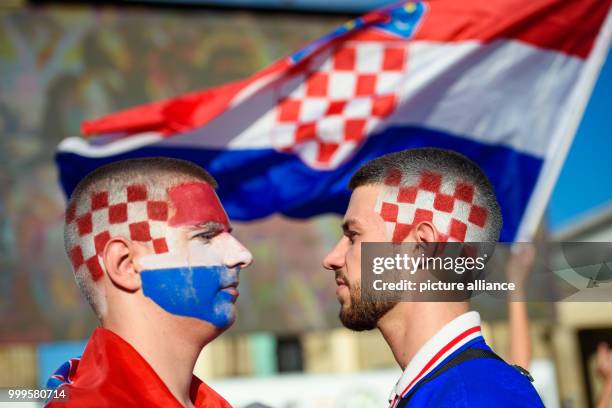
[136,251,237,328]
[161,227,189,254]
[186,239,224,267]
[347,245,360,272]
[205,233,251,267]
[137,251,188,272]
[141,265,233,327]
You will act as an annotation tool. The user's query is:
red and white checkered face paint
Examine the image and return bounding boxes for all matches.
[375,169,489,243]
[272,42,407,169]
[66,184,172,281]
[66,181,231,282]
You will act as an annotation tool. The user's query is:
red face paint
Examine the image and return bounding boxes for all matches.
[167,182,229,229]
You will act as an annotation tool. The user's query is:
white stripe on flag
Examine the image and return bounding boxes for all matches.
[58,132,163,157]
[158,38,583,161]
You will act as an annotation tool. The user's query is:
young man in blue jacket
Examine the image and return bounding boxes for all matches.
[323,148,544,407]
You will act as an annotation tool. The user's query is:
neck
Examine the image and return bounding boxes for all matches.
[103,297,218,408]
[377,302,469,369]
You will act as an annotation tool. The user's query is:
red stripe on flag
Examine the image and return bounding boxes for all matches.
[81,60,290,137]
[81,80,246,136]
[413,0,610,59]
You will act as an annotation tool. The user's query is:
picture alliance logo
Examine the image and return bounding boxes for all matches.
[361,242,612,302]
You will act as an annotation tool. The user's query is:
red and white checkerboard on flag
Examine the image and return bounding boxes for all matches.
[273,41,407,168]
[57,0,612,242]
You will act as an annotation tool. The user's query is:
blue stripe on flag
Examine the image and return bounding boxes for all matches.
[57,126,542,241]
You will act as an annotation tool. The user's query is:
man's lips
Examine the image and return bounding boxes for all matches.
[221,281,239,298]
[335,270,348,287]
[335,272,349,298]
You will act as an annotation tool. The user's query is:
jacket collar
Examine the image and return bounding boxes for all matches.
[388,311,483,405]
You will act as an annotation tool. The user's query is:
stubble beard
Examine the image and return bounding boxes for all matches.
[337,270,395,331]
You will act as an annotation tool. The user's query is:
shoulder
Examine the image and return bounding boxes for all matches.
[193,377,232,408]
[457,357,543,406]
[406,347,544,408]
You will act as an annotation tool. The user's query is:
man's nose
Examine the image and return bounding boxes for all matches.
[223,235,253,269]
[323,239,346,271]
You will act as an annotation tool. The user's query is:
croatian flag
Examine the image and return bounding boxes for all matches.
[56,0,612,241]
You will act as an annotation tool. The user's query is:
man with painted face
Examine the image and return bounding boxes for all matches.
[323,148,544,407]
[46,158,252,408]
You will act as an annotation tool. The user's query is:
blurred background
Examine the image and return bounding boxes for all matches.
[0,0,611,407]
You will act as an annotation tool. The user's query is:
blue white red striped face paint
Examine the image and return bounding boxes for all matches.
[135,182,252,328]
[138,249,240,328]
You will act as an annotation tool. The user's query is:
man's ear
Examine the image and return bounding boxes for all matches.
[410,221,438,244]
[404,221,440,256]
[102,237,145,292]
[408,221,446,258]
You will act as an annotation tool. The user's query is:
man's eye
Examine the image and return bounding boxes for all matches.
[346,232,357,244]
[194,232,217,242]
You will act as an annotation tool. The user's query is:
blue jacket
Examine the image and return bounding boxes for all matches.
[397,339,545,408]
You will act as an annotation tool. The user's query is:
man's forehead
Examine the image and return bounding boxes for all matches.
[347,185,382,213]
[167,181,229,228]
[344,185,384,225]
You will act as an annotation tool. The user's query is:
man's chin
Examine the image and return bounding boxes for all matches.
[339,306,376,332]
[336,292,350,308]
[339,314,375,332]
[213,307,237,330]
[187,314,236,345]
[338,300,396,332]
[179,307,237,332]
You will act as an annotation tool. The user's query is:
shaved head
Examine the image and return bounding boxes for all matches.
[349,148,502,243]
[64,157,218,317]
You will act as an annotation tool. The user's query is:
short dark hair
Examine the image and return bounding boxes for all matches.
[349,148,502,242]
[70,157,217,201]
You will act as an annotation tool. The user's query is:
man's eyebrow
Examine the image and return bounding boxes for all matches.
[342,218,360,234]
[188,221,229,232]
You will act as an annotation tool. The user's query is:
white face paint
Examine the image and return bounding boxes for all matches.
[138,227,252,289]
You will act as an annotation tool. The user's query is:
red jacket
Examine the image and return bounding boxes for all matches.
[45,327,231,408]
